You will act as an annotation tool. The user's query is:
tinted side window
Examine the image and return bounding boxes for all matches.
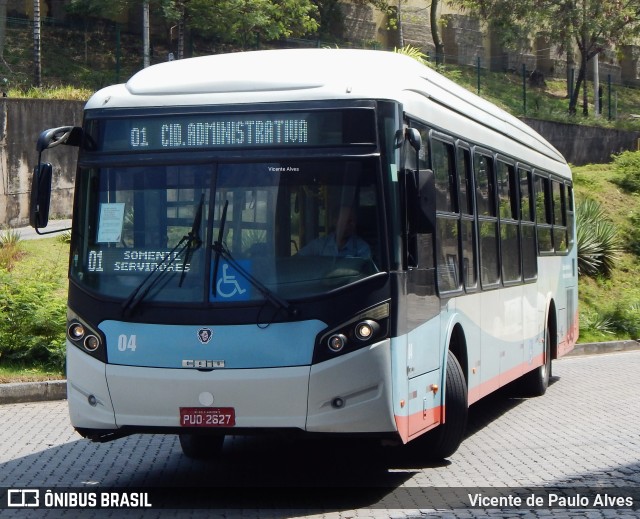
[519,168,537,280]
[552,180,567,253]
[434,139,460,293]
[497,162,521,283]
[475,152,500,287]
[432,139,457,213]
[535,174,553,253]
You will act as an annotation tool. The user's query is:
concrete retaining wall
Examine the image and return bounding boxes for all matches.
[0,99,84,228]
[522,118,640,166]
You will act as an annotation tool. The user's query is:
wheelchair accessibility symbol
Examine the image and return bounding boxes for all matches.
[217,263,247,297]
[211,260,250,301]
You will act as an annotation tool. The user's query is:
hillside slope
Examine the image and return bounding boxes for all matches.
[573,162,640,342]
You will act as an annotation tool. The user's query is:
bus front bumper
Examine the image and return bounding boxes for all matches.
[66,339,396,439]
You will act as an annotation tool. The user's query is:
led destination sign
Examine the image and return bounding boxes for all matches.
[97,109,375,152]
[132,118,308,148]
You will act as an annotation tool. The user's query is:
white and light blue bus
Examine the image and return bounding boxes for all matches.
[31,49,578,460]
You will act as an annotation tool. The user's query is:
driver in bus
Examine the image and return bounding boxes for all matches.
[298,205,371,259]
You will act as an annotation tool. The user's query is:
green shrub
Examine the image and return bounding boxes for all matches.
[627,212,640,256]
[0,228,24,270]
[607,302,640,339]
[612,150,640,193]
[580,309,614,339]
[576,198,622,277]
[0,270,66,371]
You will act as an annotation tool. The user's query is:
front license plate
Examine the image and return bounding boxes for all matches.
[180,407,235,427]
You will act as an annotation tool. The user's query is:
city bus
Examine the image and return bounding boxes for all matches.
[30,49,578,460]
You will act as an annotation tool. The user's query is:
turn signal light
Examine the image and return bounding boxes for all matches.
[327,334,347,352]
[84,335,100,352]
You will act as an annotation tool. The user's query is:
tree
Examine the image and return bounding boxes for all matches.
[66,0,108,63]
[33,0,41,87]
[547,0,640,116]
[185,0,318,49]
[455,0,640,116]
[371,0,445,64]
[0,0,8,61]
[430,0,444,64]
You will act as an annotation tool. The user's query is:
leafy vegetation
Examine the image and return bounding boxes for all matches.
[0,237,68,377]
[573,161,640,343]
[612,150,640,194]
[576,198,622,277]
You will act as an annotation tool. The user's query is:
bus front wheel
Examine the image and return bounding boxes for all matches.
[178,433,225,460]
[422,350,468,460]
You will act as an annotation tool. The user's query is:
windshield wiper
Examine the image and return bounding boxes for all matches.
[121,198,204,319]
[211,201,297,318]
[179,193,204,287]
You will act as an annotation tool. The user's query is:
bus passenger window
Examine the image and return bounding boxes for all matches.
[534,174,553,253]
[519,168,537,280]
[497,161,521,283]
[566,185,575,249]
[432,139,456,213]
[474,154,495,217]
[552,180,567,253]
[475,152,499,288]
[458,147,477,290]
[433,139,460,293]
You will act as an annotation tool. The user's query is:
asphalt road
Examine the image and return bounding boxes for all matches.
[1,350,639,518]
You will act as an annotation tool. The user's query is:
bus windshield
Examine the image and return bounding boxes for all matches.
[69,159,382,305]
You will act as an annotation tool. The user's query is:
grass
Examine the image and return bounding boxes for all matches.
[437,64,640,131]
[573,162,640,342]
[0,363,65,384]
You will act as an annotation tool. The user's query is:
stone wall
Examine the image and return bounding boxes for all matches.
[441,14,484,67]
[340,3,379,46]
[0,99,84,228]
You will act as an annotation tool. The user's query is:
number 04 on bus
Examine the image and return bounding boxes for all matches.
[30,49,577,460]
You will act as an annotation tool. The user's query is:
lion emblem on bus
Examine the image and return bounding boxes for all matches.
[197,328,213,344]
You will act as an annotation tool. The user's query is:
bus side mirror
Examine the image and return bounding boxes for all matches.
[36,126,83,152]
[29,162,53,229]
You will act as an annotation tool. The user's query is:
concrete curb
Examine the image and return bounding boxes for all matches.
[1,340,639,405]
[0,380,66,404]
[564,339,640,357]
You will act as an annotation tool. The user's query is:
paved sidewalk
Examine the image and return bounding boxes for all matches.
[5,219,72,240]
[1,339,638,405]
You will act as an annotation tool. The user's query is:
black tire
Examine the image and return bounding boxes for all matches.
[520,325,551,397]
[423,350,468,460]
[178,433,225,460]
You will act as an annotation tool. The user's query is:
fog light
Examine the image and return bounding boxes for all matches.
[68,323,85,340]
[84,335,100,352]
[327,334,347,352]
[332,397,345,408]
[355,320,379,341]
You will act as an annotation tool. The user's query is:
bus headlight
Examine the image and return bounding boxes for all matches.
[354,320,380,341]
[68,322,86,340]
[67,311,107,363]
[315,302,390,363]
